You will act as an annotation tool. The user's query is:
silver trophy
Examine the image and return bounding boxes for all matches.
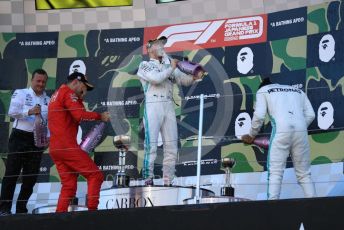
[221,157,236,196]
[113,135,131,187]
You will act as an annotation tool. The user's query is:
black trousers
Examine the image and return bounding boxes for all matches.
[0,129,43,213]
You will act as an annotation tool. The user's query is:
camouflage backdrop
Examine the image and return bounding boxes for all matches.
[0,1,343,183]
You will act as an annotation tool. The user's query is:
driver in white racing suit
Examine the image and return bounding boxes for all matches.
[137,36,201,186]
[242,78,316,199]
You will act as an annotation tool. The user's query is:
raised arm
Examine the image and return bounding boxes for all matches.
[172,68,194,86]
[137,61,174,85]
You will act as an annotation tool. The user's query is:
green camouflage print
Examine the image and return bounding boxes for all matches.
[307,1,344,35]
[0,33,16,59]
[270,36,307,73]
[58,31,89,58]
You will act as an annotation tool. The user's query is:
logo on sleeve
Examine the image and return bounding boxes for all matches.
[50,91,59,103]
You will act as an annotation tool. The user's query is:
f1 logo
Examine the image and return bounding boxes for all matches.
[146,15,267,52]
[157,20,226,47]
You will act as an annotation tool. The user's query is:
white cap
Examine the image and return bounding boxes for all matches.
[69,60,86,76]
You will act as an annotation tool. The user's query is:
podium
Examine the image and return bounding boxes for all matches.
[183,196,249,204]
[98,186,215,209]
[32,205,88,214]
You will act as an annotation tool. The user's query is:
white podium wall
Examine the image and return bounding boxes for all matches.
[0,162,342,213]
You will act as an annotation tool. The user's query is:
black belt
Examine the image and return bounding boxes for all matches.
[12,128,33,135]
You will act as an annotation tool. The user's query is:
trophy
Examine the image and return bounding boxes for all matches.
[221,157,236,196]
[80,122,106,153]
[113,135,131,187]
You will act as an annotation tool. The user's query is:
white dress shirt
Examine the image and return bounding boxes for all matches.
[8,87,50,132]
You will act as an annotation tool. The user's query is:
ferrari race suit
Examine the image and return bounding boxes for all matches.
[137,54,194,184]
[48,84,103,212]
[249,84,316,199]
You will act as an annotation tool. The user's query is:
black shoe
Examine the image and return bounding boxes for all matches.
[16,207,28,214]
[0,210,12,216]
[15,210,28,214]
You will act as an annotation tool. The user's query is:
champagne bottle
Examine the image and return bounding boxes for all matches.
[253,136,270,149]
[33,112,49,148]
[177,61,205,77]
[80,122,106,153]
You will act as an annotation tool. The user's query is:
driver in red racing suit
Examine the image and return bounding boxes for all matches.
[48,71,110,212]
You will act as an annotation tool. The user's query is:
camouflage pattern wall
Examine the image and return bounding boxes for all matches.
[0,1,343,183]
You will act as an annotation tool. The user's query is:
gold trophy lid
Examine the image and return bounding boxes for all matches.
[113,135,130,150]
[221,157,236,169]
